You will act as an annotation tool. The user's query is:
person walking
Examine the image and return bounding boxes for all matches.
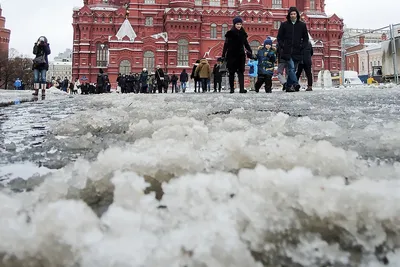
[277,6,309,92]
[296,39,314,91]
[221,16,252,93]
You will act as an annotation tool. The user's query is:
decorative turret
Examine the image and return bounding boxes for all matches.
[238,0,262,11]
[169,0,195,9]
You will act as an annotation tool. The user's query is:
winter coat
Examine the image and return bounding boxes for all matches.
[180,71,188,82]
[256,48,276,76]
[277,7,309,62]
[247,60,258,78]
[222,27,252,71]
[139,71,149,85]
[97,73,105,87]
[302,41,314,66]
[190,63,200,80]
[171,74,178,83]
[155,68,165,83]
[213,64,223,80]
[195,59,211,79]
[32,42,51,71]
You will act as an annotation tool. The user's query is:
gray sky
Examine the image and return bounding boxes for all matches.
[1,0,398,60]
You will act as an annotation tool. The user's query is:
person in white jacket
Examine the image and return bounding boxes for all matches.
[73,78,81,94]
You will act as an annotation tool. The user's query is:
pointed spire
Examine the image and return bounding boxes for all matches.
[115,19,137,42]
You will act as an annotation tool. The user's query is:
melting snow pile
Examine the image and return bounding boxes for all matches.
[1,88,400,267]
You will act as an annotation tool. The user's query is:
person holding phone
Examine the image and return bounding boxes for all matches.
[32,36,51,96]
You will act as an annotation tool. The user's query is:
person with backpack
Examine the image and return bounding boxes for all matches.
[32,36,51,96]
[195,58,212,93]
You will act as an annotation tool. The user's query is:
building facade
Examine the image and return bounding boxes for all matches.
[358,43,382,76]
[47,61,73,82]
[72,0,344,86]
[0,5,11,52]
[47,48,74,81]
[54,48,73,62]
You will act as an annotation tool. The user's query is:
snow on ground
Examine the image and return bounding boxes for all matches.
[0,90,33,104]
[1,86,400,266]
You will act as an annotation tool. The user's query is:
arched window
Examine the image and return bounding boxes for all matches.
[195,0,202,5]
[143,51,155,71]
[222,24,228,39]
[177,39,189,67]
[210,23,217,39]
[228,0,235,7]
[250,41,261,54]
[96,43,108,67]
[119,60,131,75]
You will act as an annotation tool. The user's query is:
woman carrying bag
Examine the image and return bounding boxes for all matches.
[32,36,51,96]
[221,17,252,94]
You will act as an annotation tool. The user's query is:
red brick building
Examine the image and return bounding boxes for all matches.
[345,35,366,72]
[72,0,344,85]
[0,5,11,52]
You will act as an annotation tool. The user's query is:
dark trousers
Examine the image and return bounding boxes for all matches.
[214,78,222,92]
[296,64,313,86]
[194,79,201,92]
[171,82,177,93]
[228,69,245,93]
[157,83,164,93]
[141,85,148,93]
[255,74,272,93]
[200,78,208,92]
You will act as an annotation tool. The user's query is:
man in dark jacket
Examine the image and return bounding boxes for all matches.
[277,6,309,92]
[179,69,188,93]
[170,71,179,93]
[213,59,223,92]
[296,40,313,91]
[96,69,105,94]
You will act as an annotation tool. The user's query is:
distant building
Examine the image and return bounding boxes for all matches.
[358,43,382,76]
[54,48,73,62]
[0,5,11,52]
[47,61,73,82]
[47,48,73,81]
[343,27,388,47]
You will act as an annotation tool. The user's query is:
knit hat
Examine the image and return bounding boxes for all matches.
[233,16,243,25]
[264,38,272,46]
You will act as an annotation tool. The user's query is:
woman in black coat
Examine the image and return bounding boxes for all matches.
[221,17,252,93]
[32,36,51,96]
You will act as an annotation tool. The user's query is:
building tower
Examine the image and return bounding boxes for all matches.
[0,5,11,52]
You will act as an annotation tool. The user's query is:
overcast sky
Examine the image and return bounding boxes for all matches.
[1,0,398,59]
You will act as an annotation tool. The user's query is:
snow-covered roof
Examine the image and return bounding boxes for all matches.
[306,14,328,18]
[360,43,382,52]
[115,19,137,42]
